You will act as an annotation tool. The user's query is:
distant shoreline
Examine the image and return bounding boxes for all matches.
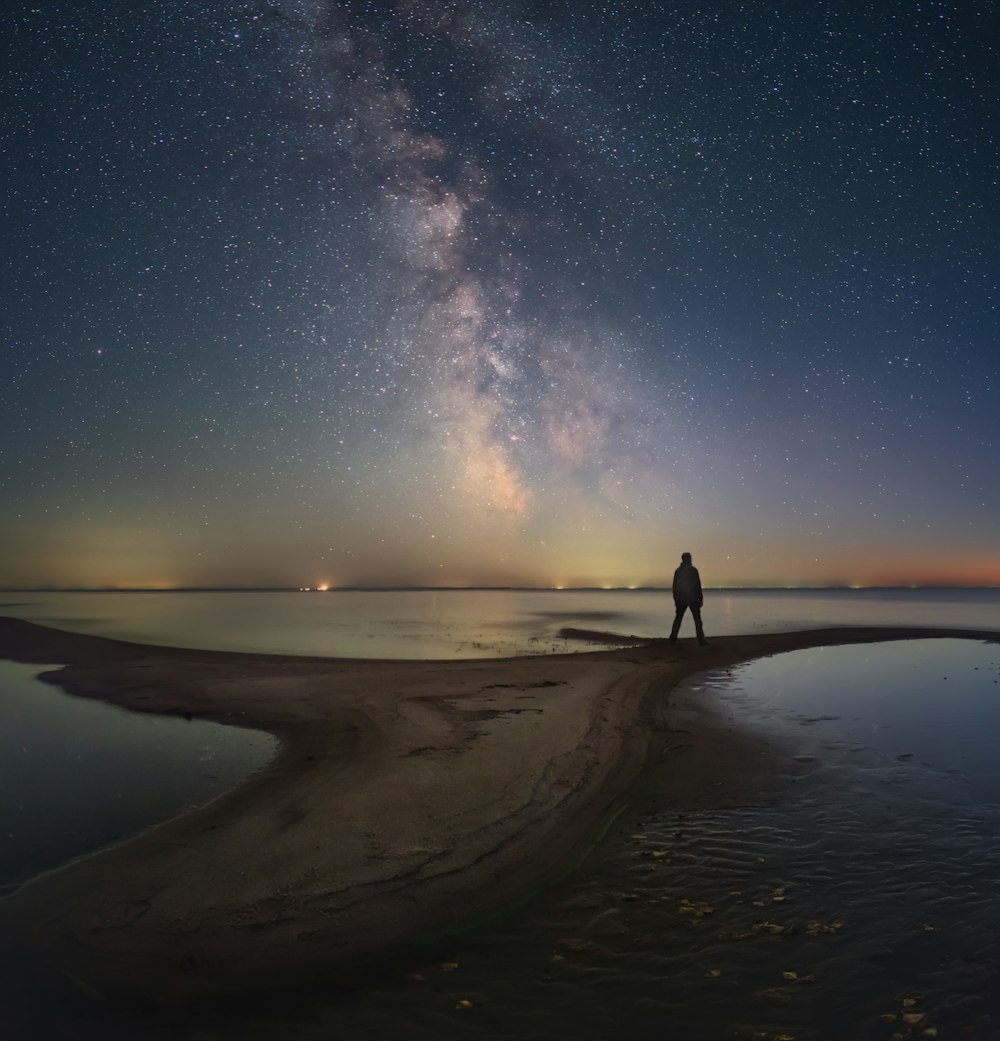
[4,585,999,594]
[1,617,999,1002]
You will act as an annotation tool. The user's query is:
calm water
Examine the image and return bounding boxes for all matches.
[7,638,1000,1040]
[2,587,999,659]
[0,660,277,893]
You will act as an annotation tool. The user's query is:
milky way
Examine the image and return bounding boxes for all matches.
[2,1,997,588]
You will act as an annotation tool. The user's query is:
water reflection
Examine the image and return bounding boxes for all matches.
[3,588,1000,659]
[0,661,277,891]
[712,638,1000,803]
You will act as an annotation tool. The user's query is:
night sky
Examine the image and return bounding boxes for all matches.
[3,1,997,590]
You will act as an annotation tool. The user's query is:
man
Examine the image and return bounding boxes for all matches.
[669,551,708,646]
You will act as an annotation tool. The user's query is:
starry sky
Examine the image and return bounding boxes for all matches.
[2,0,997,590]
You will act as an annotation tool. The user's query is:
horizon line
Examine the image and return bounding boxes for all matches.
[2,584,999,594]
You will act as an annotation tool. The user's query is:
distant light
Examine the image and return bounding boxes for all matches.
[317,584,330,592]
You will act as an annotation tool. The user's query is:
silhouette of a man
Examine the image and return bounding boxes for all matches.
[669,551,707,646]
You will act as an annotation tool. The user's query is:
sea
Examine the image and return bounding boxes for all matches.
[2,589,999,1039]
[2,586,999,659]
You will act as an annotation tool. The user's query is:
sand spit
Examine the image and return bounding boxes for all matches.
[0,617,997,1000]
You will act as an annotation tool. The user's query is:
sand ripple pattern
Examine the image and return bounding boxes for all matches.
[227,743,1000,1041]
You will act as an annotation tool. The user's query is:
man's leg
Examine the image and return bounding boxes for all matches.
[691,605,707,645]
[669,604,687,643]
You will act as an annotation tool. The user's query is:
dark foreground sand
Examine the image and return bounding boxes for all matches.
[0,617,997,1002]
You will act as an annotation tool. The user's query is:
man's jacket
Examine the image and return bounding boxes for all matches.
[672,563,703,606]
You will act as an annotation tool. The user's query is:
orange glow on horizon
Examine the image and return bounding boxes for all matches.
[106,580,180,591]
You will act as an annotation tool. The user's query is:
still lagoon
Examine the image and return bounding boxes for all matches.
[0,660,276,893]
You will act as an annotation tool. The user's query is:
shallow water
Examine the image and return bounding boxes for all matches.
[0,661,277,892]
[11,638,999,1040]
[2,587,999,659]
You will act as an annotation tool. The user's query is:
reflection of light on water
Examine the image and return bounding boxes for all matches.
[6,589,1000,660]
[723,638,1000,804]
[0,661,277,889]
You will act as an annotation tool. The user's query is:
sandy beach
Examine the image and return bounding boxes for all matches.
[1,616,998,1004]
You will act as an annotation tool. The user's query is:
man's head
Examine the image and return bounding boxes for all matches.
[681,552,692,564]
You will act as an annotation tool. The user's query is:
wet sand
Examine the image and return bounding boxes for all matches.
[0,616,997,1002]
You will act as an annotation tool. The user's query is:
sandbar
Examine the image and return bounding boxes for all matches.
[0,616,997,1000]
